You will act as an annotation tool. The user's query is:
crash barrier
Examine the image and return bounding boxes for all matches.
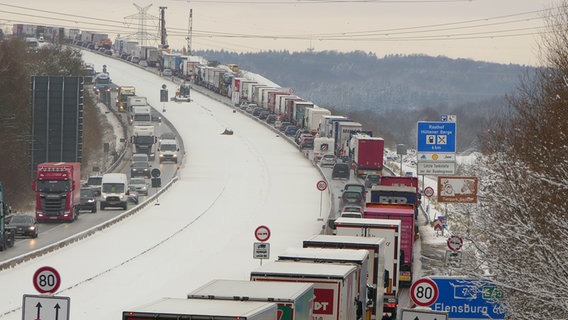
[0,176,178,271]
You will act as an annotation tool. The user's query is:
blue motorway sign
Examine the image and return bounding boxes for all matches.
[430,277,505,319]
[417,121,456,153]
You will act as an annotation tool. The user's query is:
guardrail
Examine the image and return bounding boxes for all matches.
[0,176,178,271]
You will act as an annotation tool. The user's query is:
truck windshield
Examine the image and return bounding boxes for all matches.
[133,114,151,122]
[36,180,71,192]
[102,183,125,193]
[134,136,155,144]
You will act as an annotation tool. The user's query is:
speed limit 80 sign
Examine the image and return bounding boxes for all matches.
[410,277,439,307]
[33,266,61,294]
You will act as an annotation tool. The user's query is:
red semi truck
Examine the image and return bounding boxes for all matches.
[32,162,81,222]
[364,203,416,287]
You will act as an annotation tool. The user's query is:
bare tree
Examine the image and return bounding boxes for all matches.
[457,3,568,319]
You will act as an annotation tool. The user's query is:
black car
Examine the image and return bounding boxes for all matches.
[258,110,270,120]
[332,163,350,179]
[131,161,152,178]
[343,183,366,199]
[78,187,98,213]
[339,191,365,211]
[266,114,276,124]
[8,215,38,238]
[364,174,381,188]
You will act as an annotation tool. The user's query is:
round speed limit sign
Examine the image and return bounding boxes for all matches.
[316,180,328,191]
[410,278,439,307]
[33,266,61,294]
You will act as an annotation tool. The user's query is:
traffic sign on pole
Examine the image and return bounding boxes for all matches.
[424,186,434,198]
[410,278,439,307]
[401,308,448,320]
[33,266,61,294]
[447,235,463,251]
[254,225,271,242]
[23,294,70,320]
[316,180,328,191]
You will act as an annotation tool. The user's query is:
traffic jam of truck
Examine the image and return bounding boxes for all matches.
[4,24,494,320]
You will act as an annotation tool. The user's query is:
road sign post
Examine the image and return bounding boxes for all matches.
[23,294,70,320]
[316,180,327,221]
[430,276,505,319]
[33,266,61,294]
[410,278,439,307]
[401,308,448,320]
[254,226,271,266]
[151,168,161,205]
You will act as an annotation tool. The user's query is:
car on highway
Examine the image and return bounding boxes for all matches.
[284,125,298,136]
[278,122,291,131]
[331,163,350,179]
[130,161,152,178]
[364,174,381,188]
[77,187,98,213]
[339,190,365,211]
[340,205,364,218]
[319,154,337,167]
[162,68,173,77]
[342,183,367,199]
[132,153,149,164]
[129,178,149,196]
[85,175,103,196]
[7,215,38,238]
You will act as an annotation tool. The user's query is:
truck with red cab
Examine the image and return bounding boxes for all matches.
[32,162,81,222]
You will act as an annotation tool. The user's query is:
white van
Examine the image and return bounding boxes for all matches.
[100,173,128,210]
[158,139,179,163]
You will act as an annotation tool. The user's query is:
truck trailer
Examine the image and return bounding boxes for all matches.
[364,203,416,287]
[123,298,277,320]
[349,134,385,177]
[251,261,359,320]
[187,279,314,320]
[277,247,369,320]
[303,235,387,320]
[332,218,402,320]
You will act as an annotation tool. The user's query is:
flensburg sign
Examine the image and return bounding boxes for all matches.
[33,266,61,294]
[254,225,271,242]
[410,278,439,307]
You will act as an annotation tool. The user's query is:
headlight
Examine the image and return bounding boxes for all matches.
[29,226,36,231]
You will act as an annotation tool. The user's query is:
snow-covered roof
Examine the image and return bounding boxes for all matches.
[188,279,313,301]
[278,247,369,262]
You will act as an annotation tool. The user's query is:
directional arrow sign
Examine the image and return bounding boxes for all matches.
[401,308,448,320]
[23,294,70,320]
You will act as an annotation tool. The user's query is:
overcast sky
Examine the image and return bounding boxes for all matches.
[2,0,557,65]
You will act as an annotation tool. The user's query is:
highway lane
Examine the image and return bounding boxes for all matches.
[0,59,183,264]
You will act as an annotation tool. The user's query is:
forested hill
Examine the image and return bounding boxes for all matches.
[195,50,536,150]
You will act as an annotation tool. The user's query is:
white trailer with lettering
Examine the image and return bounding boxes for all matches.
[251,261,358,320]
